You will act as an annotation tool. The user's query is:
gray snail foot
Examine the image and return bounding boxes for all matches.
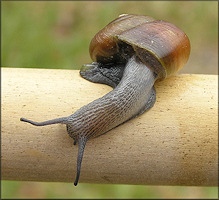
[80,62,125,88]
[133,86,156,119]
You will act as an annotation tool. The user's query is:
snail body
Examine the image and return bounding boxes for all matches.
[20,14,190,186]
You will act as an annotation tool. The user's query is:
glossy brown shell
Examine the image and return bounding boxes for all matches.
[90,14,155,63]
[89,14,190,79]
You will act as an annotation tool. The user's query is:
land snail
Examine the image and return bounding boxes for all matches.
[20,14,190,186]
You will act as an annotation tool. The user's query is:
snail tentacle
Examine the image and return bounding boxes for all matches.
[20,117,69,126]
[74,136,87,186]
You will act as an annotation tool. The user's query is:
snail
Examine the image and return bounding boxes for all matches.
[20,14,190,186]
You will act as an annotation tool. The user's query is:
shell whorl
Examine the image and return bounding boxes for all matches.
[89,14,190,80]
[89,14,155,64]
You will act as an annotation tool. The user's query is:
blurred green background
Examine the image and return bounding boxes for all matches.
[1,1,218,199]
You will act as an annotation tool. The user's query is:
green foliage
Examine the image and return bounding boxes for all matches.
[1,181,218,199]
[2,1,218,74]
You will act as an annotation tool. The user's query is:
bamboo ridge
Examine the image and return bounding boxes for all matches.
[1,68,218,186]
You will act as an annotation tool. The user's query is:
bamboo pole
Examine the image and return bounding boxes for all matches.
[1,68,218,186]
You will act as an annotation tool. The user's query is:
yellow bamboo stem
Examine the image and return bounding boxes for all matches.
[1,68,218,186]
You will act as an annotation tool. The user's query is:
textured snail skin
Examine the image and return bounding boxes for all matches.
[20,14,190,186]
[20,56,157,185]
